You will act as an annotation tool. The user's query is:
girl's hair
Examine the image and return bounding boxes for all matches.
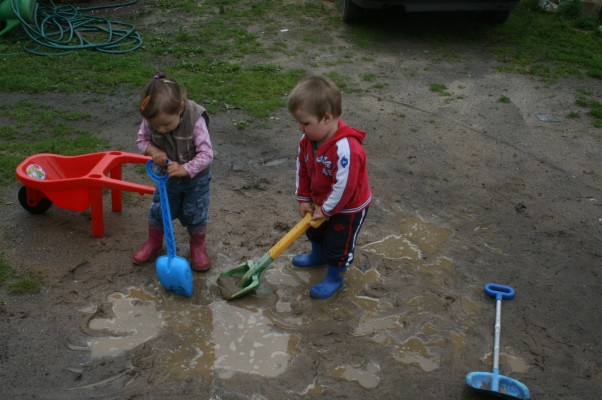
[287,75,342,120]
[139,71,187,119]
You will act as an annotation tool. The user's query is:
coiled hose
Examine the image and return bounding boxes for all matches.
[7,0,143,55]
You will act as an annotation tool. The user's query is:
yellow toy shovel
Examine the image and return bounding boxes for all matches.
[218,212,324,300]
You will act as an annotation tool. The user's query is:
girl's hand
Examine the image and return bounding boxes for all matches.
[150,148,168,167]
[167,161,188,178]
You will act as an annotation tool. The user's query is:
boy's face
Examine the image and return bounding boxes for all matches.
[292,108,336,144]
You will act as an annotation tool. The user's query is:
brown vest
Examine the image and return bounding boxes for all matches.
[150,100,209,164]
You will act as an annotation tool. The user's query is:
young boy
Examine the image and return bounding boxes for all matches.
[287,75,371,299]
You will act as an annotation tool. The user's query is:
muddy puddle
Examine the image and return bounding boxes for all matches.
[76,213,529,384]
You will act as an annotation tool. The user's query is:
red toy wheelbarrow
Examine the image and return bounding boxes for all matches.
[15,151,155,237]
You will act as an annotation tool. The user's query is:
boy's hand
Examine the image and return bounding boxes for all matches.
[299,202,325,221]
[298,202,313,218]
[167,162,188,178]
[312,207,325,221]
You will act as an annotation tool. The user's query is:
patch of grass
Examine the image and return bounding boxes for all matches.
[492,0,602,81]
[346,0,602,83]
[499,95,511,103]
[0,0,338,120]
[0,253,43,295]
[9,270,44,295]
[0,254,15,285]
[362,73,377,82]
[0,100,109,186]
[430,83,450,96]
[2,0,602,130]
[566,111,579,119]
[575,92,602,127]
[590,107,602,119]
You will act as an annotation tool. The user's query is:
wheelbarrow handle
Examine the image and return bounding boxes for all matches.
[268,213,325,260]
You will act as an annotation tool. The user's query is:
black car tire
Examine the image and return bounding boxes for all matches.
[484,10,510,24]
[342,0,362,23]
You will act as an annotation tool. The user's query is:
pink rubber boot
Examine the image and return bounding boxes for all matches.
[189,226,211,271]
[132,224,164,265]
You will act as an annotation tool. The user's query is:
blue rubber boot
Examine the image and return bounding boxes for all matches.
[309,265,347,299]
[292,242,326,268]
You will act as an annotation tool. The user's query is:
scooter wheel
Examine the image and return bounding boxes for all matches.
[18,186,53,215]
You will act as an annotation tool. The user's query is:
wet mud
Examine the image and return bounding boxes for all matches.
[1,2,601,400]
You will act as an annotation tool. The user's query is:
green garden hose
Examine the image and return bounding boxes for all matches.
[8,0,143,55]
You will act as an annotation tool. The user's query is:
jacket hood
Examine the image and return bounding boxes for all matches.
[330,119,366,145]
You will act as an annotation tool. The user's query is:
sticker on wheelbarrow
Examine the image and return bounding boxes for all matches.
[26,164,45,180]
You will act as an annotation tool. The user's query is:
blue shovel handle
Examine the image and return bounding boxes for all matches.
[484,283,515,301]
[145,160,176,258]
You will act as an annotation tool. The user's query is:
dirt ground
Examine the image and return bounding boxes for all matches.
[1,3,601,400]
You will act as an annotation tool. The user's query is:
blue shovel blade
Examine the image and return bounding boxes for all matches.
[156,255,193,297]
[466,372,530,400]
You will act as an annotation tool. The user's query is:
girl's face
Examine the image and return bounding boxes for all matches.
[292,108,337,145]
[149,111,181,134]
[148,102,185,134]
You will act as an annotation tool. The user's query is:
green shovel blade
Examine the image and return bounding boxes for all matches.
[218,253,273,300]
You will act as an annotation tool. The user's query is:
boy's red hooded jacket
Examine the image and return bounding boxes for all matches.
[296,119,371,217]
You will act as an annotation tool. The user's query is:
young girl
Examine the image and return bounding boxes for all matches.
[132,72,213,271]
[287,75,371,299]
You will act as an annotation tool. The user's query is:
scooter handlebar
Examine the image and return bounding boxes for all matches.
[484,283,515,301]
[145,159,170,183]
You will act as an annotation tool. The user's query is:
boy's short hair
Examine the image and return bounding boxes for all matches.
[287,75,342,120]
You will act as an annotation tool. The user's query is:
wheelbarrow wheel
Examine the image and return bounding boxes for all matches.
[18,186,53,215]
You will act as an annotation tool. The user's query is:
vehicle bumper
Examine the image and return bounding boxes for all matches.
[350,0,521,12]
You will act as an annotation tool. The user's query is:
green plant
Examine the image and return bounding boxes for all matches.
[362,73,377,82]
[575,92,602,127]
[499,95,511,103]
[0,252,43,294]
[2,0,602,131]
[566,111,579,119]
[430,83,450,96]
[234,120,249,130]
[9,271,44,295]
[493,0,602,81]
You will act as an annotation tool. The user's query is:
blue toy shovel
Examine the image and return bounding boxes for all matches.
[146,160,192,298]
[466,283,530,399]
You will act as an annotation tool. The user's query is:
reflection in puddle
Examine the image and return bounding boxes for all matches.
[394,337,441,372]
[361,215,451,260]
[356,214,466,372]
[86,288,163,358]
[82,288,298,379]
[483,350,530,373]
[330,362,381,389]
[300,379,327,396]
[354,314,403,337]
[160,300,298,379]
[210,301,295,378]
